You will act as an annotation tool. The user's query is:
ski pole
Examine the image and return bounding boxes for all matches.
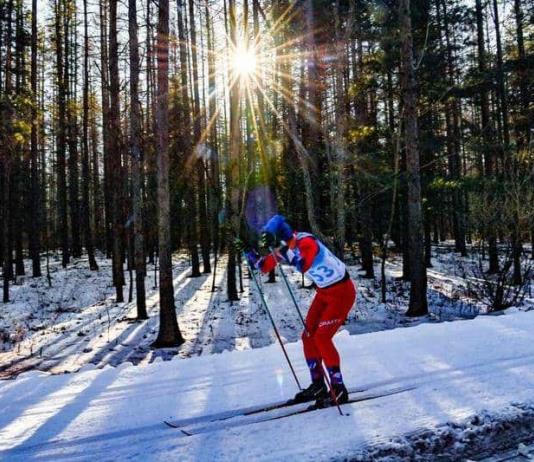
[271,249,344,416]
[242,253,303,391]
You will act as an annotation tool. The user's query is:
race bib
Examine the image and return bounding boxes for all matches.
[297,233,346,288]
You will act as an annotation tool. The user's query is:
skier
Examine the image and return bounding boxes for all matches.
[245,215,357,407]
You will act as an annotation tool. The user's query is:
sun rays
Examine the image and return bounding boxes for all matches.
[176,0,319,174]
[231,43,258,78]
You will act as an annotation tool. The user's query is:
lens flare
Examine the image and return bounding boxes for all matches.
[232,44,257,77]
[275,368,284,390]
[245,186,278,233]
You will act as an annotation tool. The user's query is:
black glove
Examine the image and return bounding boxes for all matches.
[258,232,276,256]
[234,238,247,254]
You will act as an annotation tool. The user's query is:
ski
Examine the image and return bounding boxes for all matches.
[266,385,416,421]
[163,385,367,430]
[164,385,415,435]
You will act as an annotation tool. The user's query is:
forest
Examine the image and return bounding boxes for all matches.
[0,0,534,459]
[0,0,532,347]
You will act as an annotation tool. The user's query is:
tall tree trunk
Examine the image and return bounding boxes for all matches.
[82,0,98,271]
[188,0,211,274]
[65,0,81,259]
[205,1,221,262]
[1,149,11,302]
[302,0,322,158]
[176,0,201,277]
[0,0,4,88]
[109,0,124,301]
[99,0,112,258]
[153,0,184,346]
[511,0,529,281]
[90,95,103,250]
[491,0,510,160]
[354,30,375,277]
[513,0,530,151]
[13,0,24,278]
[440,0,466,256]
[129,0,147,318]
[301,0,326,230]
[475,0,499,273]
[424,213,432,268]
[1,10,13,297]
[399,0,428,316]
[56,0,69,268]
[359,200,375,278]
[331,0,352,260]
[29,0,41,276]
[145,0,159,266]
[226,0,239,301]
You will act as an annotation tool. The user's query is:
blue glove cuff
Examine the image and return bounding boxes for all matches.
[245,250,260,268]
[280,247,302,269]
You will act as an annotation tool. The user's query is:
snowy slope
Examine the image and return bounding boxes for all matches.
[5,244,527,379]
[2,310,534,461]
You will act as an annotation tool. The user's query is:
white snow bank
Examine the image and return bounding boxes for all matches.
[2,310,534,461]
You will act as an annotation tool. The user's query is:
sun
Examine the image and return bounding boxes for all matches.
[231,44,257,78]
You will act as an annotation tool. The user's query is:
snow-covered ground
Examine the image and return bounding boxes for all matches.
[1,253,222,376]
[1,245,532,379]
[2,309,534,461]
[1,245,533,460]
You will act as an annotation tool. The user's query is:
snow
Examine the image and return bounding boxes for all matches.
[2,245,532,380]
[2,309,534,461]
[1,244,533,459]
[1,254,195,375]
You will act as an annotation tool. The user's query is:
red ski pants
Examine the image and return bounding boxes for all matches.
[302,277,356,369]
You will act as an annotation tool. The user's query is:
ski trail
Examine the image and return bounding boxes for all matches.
[5,352,534,458]
[3,311,534,461]
[160,351,534,433]
[167,258,230,358]
[165,386,415,436]
[0,256,314,378]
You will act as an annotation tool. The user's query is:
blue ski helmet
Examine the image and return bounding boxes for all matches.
[262,215,294,242]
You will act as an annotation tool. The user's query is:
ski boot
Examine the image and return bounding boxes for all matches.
[315,383,349,408]
[290,380,328,404]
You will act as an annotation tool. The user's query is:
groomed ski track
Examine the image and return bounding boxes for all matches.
[2,310,534,461]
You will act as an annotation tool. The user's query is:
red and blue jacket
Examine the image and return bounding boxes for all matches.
[250,232,348,289]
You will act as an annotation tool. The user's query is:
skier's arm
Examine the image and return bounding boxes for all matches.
[258,254,278,273]
[292,236,319,272]
[254,235,319,274]
[245,250,278,273]
[274,236,318,273]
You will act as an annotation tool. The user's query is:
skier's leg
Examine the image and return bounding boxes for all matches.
[302,293,327,381]
[310,280,356,406]
[292,294,328,403]
[313,279,356,385]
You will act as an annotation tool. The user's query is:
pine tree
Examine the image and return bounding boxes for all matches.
[129,0,147,319]
[55,0,70,269]
[153,0,184,346]
[399,0,428,316]
[82,0,98,271]
[29,0,41,277]
[108,0,124,301]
